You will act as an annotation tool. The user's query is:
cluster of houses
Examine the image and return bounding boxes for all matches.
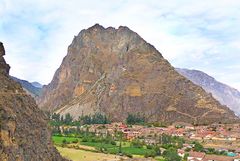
[186,151,240,161]
[80,122,240,144]
[61,122,240,160]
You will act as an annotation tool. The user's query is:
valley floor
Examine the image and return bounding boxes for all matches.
[57,147,124,161]
[56,147,160,161]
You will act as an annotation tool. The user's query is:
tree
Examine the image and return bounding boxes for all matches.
[51,113,60,122]
[162,134,171,144]
[163,148,181,161]
[194,141,203,152]
[153,146,161,156]
[126,113,145,125]
[118,131,123,154]
[131,139,144,148]
[64,113,73,125]
[80,113,110,125]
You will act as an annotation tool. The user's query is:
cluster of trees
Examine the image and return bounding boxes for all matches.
[126,113,145,125]
[79,113,110,125]
[159,134,185,149]
[49,112,110,126]
[50,113,78,126]
[50,112,150,127]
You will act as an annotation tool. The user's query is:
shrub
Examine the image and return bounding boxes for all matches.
[62,139,68,144]
[82,137,88,142]
[72,139,79,143]
[123,152,133,158]
[146,144,153,149]
[110,140,117,145]
[131,139,144,148]
[144,151,156,158]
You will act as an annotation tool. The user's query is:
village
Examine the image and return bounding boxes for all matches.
[56,122,240,161]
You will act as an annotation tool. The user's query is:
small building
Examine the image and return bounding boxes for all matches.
[178,149,185,158]
[187,151,205,161]
[203,154,240,161]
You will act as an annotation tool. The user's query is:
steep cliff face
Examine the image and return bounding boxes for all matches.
[0,42,66,161]
[176,68,240,116]
[38,24,238,124]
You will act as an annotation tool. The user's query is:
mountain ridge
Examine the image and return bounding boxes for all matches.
[11,76,42,97]
[176,68,240,116]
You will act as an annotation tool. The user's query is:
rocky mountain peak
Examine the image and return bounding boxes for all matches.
[38,24,238,125]
[0,42,5,56]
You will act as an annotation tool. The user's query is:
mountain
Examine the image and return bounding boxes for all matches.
[0,42,66,160]
[37,24,238,125]
[176,68,240,116]
[11,76,42,97]
[31,81,43,88]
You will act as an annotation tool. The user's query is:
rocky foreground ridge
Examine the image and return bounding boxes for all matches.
[0,42,66,161]
[38,24,239,125]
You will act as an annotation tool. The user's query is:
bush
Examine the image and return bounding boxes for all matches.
[154,146,161,156]
[131,139,144,148]
[62,139,68,144]
[91,138,97,142]
[82,137,88,142]
[123,152,133,158]
[162,148,181,161]
[110,140,117,145]
[72,139,79,143]
[144,151,156,158]
[146,145,153,149]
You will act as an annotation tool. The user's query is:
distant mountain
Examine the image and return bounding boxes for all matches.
[31,81,43,88]
[176,68,240,116]
[37,24,238,125]
[11,76,42,97]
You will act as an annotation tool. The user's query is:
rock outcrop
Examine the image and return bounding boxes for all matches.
[38,24,239,124]
[0,42,66,161]
[176,68,240,116]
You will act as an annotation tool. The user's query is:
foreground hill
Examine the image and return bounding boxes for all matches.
[11,76,42,98]
[176,68,240,116]
[38,24,238,124]
[0,42,66,160]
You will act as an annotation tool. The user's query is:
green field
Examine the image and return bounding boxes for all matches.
[52,136,156,156]
[52,136,80,145]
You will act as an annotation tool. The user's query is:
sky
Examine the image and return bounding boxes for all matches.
[0,0,240,90]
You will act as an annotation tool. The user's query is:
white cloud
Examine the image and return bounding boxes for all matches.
[1,0,240,90]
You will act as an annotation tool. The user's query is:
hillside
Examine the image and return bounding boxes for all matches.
[176,68,240,116]
[11,76,42,97]
[38,24,238,125]
[0,42,66,160]
[31,81,43,88]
